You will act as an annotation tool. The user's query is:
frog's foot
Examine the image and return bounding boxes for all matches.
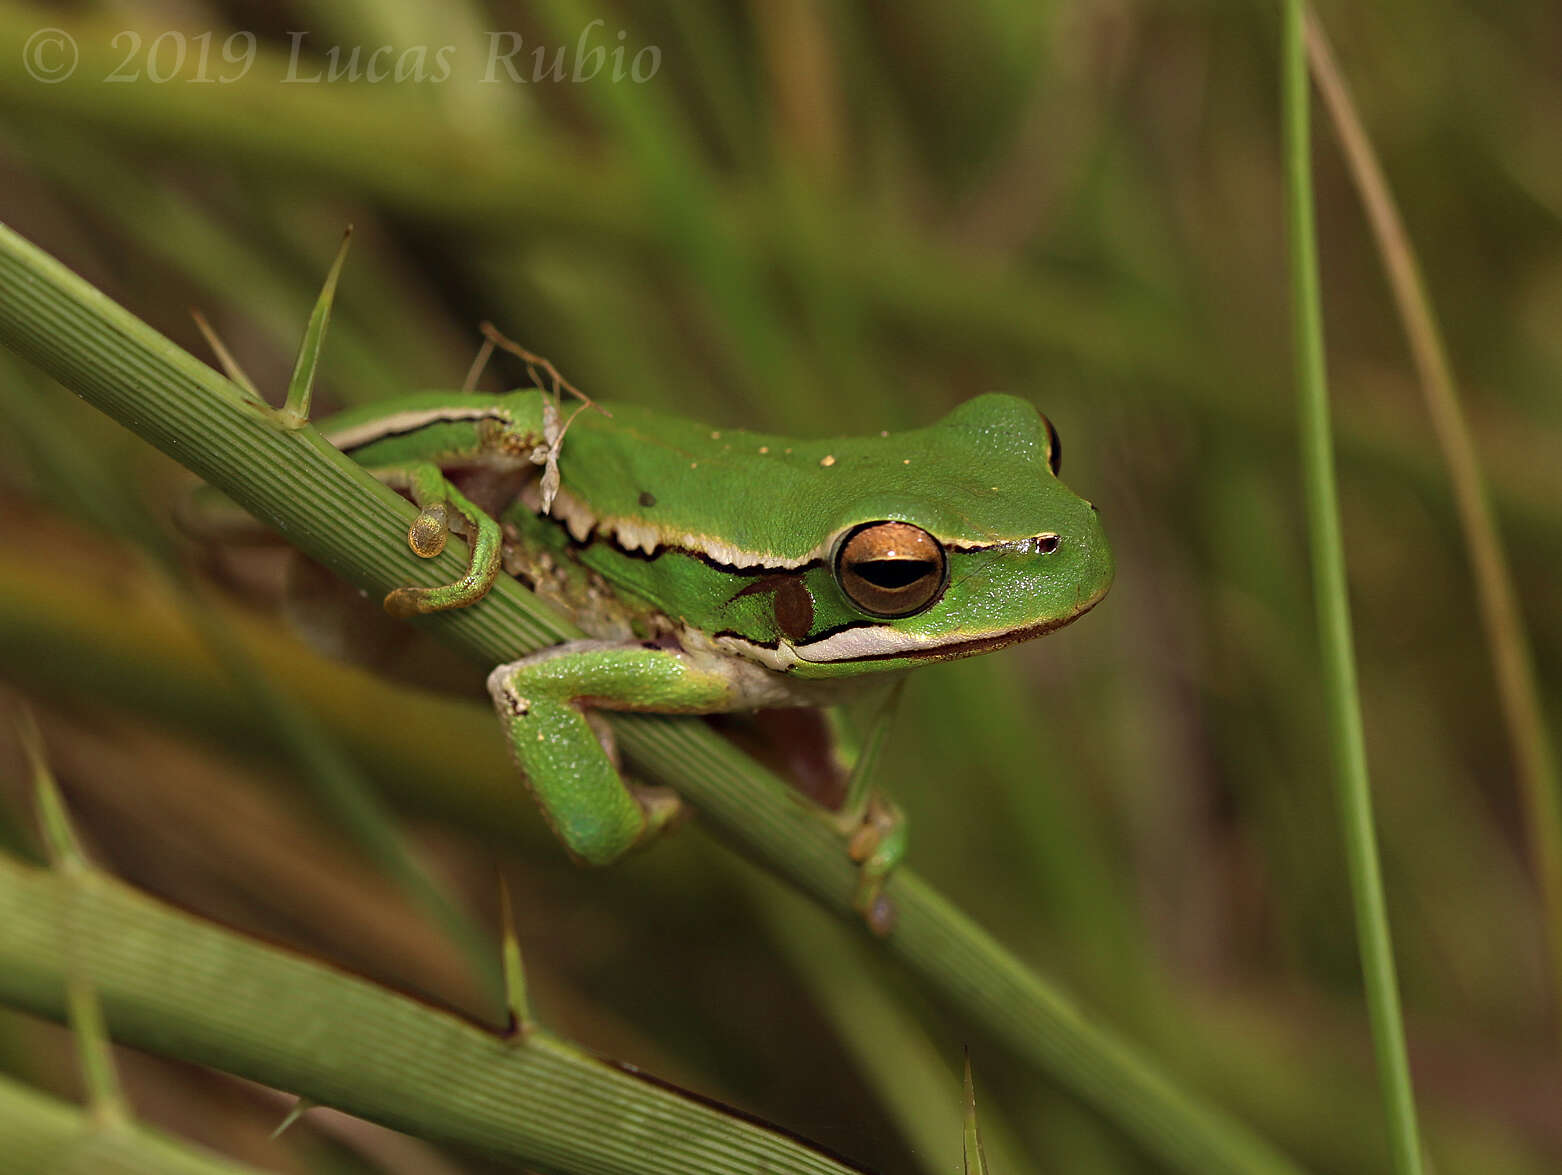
[842,790,907,936]
[578,709,688,851]
[368,462,503,617]
[828,680,909,935]
[487,642,732,866]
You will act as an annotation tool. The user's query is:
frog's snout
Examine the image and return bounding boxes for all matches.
[1063,498,1113,613]
[1084,504,1114,604]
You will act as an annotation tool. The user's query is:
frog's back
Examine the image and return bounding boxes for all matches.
[554,394,1073,569]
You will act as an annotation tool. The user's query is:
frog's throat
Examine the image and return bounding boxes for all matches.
[548,486,1036,570]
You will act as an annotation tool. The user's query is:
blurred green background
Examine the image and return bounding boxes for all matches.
[0,1,1559,1171]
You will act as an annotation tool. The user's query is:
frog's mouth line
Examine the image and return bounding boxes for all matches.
[794,584,1110,665]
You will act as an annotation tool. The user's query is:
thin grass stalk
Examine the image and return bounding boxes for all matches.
[1304,8,1562,1039]
[1282,5,1424,1173]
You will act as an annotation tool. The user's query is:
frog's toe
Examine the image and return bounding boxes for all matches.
[846,793,906,936]
[407,502,450,558]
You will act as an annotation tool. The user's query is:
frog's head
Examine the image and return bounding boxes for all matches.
[790,394,1113,671]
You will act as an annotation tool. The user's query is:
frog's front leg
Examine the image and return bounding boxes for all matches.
[486,641,737,866]
[366,462,503,617]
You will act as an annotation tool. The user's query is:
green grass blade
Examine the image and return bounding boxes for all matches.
[18,712,128,1128]
[1282,5,1424,1173]
[963,1051,990,1175]
[283,226,352,425]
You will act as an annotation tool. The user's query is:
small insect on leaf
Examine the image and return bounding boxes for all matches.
[532,399,565,514]
[478,322,609,514]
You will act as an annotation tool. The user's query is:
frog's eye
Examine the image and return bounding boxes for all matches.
[834,521,948,618]
[1041,414,1062,476]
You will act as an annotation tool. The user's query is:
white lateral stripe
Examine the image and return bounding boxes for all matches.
[711,632,800,671]
[715,623,1014,670]
[795,625,986,662]
[326,405,503,452]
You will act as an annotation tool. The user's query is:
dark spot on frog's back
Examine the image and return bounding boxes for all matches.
[638,491,657,508]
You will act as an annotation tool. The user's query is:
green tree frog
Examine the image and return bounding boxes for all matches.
[319,385,1113,923]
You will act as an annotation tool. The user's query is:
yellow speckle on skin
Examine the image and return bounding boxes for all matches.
[820,454,836,467]
[880,430,889,438]
[710,430,721,440]
[758,445,769,454]
[690,461,698,469]
[903,458,911,465]
[784,447,793,455]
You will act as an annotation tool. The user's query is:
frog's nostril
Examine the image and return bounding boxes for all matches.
[1038,534,1061,555]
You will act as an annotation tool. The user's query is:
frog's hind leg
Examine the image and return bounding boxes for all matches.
[367,462,503,617]
[486,642,736,866]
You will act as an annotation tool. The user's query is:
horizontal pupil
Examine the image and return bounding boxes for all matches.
[854,558,936,590]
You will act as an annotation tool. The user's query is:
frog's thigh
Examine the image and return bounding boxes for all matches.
[486,641,736,866]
